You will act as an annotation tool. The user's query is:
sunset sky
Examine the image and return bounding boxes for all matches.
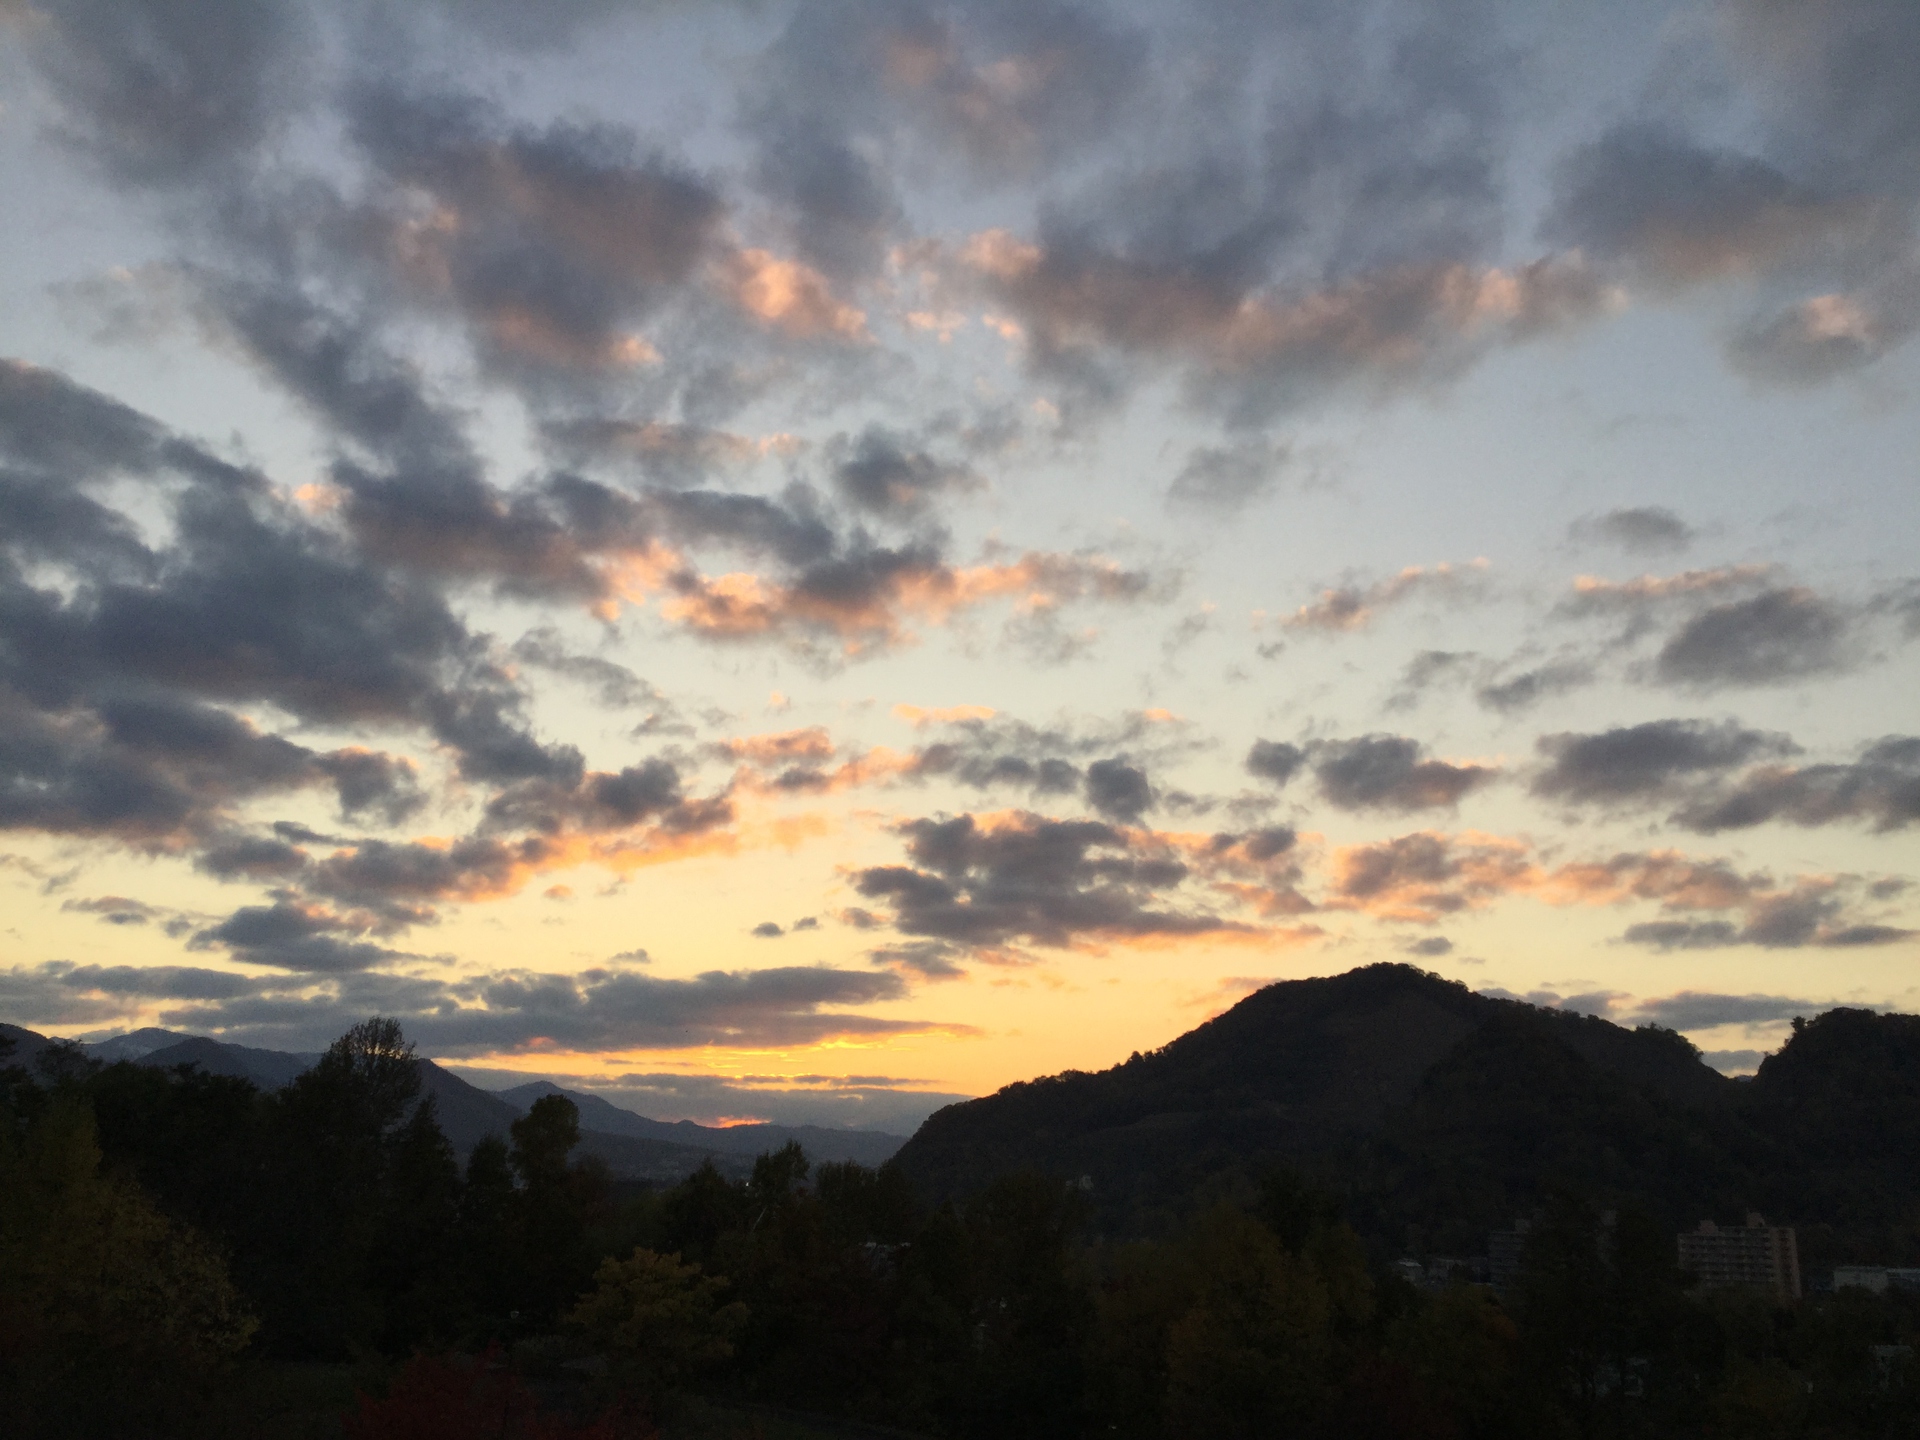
[2,0,1916,1130]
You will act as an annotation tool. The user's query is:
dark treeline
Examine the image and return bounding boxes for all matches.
[3,1019,1916,1439]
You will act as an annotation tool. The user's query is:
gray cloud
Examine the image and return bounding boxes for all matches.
[1619,881,1913,951]
[1655,587,1854,686]
[828,426,980,519]
[1628,990,1814,1030]
[1673,735,1920,833]
[1567,507,1695,556]
[1084,757,1153,822]
[1543,125,1868,287]
[847,711,1200,808]
[851,811,1253,956]
[1475,659,1596,713]
[191,901,410,973]
[3,957,951,1058]
[25,0,307,184]
[1385,650,1477,710]
[1311,734,1496,813]
[509,627,669,714]
[1166,439,1288,512]
[1726,287,1918,384]
[1245,739,1307,787]
[1532,719,1797,805]
[1619,919,1743,951]
[344,84,727,384]
[165,963,936,1056]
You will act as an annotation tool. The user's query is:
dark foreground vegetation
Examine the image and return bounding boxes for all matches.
[4,995,1918,1439]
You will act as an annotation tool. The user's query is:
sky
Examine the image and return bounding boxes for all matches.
[1,0,1916,1131]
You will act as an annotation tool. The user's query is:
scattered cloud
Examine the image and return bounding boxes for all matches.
[1275,561,1489,634]
[1655,588,1855,687]
[1567,507,1695,556]
[1532,719,1797,805]
[1311,735,1497,813]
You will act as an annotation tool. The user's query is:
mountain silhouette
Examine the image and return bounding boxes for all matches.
[890,964,1919,1266]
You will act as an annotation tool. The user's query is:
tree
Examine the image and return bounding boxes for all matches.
[1161,1205,1337,1440]
[0,1096,256,1435]
[569,1248,747,1407]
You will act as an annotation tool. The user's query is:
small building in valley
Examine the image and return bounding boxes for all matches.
[1678,1214,1801,1301]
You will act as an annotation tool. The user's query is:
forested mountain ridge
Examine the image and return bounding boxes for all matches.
[891,964,1920,1264]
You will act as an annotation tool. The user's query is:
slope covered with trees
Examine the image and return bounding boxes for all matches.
[5,973,1918,1438]
[892,965,1920,1267]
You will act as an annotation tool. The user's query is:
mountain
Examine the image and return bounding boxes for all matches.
[2,1022,799,1183]
[85,1027,196,1062]
[889,964,1919,1263]
[495,1079,907,1166]
[137,1035,323,1089]
[414,1059,524,1152]
[1,1021,59,1069]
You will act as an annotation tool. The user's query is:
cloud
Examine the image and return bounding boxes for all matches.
[1654,587,1854,686]
[1620,890,1912,950]
[850,810,1265,958]
[652,544,1157,656]
[1673,735,1920,833]
[1558,565,1778,619]
[1626,990,1814,1031]
[1539,850,1913,950]
[1246,740,1308,788]
[538,418,773,489]
[21,959,955,1058]
[1719,1,1920,198]
[1475,659,1596,713]
[510,627,668,713]
[24,0,308,184]
[190,900,411,973]
[827,426,980,519]
[1276,561,1488,633]
[1166,438,1288,512]
[1084,757,1153,822]
[180,963,942,1056]
[1385,650,1478,710]
[1310,735,1496,813]
[1543,125,1874,287]
[1567,507,1695,556]
[1531,719,1797,805]
[1328,831,1533,923]
[742,709,1197,809]
[3,957,950,1058]
[343,84,727,381]
[1728,289,1917,384]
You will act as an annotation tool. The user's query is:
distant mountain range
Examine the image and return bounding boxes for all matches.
[890,964,1920,1268]
[0,1022,906,1181]
[493,1079,906,1168]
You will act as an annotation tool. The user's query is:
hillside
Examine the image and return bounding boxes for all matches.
[890,964,1917,1262]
